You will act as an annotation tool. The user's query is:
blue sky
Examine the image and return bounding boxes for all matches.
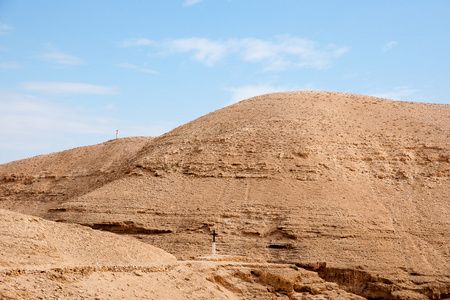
[0,0,449,164]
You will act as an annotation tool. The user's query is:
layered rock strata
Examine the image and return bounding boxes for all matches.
[1,91,449,299]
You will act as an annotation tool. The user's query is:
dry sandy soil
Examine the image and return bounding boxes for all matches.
[0,209,364,299]
[1,91,449,299]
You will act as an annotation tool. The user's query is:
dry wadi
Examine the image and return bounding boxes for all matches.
[0,91,449,299]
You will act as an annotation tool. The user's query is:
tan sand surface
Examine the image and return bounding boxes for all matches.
[1,91,449,299]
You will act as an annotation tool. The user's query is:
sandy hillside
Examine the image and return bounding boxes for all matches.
[0,208,175,270]
[1,91,449,299]
[0,136,153,215]
[0,209,365,300]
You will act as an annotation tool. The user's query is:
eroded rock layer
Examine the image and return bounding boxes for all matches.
[0,209,364,299]
[1,91,449,299]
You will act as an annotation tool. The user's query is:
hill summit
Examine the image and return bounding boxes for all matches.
[1,91,449,299]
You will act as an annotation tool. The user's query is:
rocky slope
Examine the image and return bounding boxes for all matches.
[0,136,154,215]
[0,209,363,300]
[1,91,449,299]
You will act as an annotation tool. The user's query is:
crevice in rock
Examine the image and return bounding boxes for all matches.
[48,207,86,213]
[82,222,172,235]
[268,244,293,249]
[276,261,450,299]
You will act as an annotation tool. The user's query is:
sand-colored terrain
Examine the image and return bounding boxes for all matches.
[0,209,364,299]
[1,91,449,299]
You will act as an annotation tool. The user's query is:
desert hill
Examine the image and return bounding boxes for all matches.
[0,208,175,270]
[1,91,449,299]
[0,209,364,299]
[0,136,154,215]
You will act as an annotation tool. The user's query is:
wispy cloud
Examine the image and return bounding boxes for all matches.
[0,90,116,163]
[166,38,227,66]
[40,51,85,65]
[123,35,349,70]
[382,41,398,52]
[39,45,85,65]
[22,82,117,95]
[226,84,303,105]
[119,121,180,137]
[117,63,158,74]
[0,90,178,164]
[371,86,419,101]
[0,91,112,135]
[229,36,349,70]
[120,38,154,47]
[183,0,204,6]
[0,62,22,69]
[0,23,13,35]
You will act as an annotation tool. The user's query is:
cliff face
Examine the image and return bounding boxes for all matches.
[3,209,367,300]
[1,91,449,299]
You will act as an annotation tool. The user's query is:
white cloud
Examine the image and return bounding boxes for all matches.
[166,38,227,66]
[119,121,180,137]
[229,38,287,70]
[0,23,13,35]
[231,36,349,70]
[226,85,293,105]
[117,63,158,74]
[0,62,22,69]
[120,38,153,47]
[101,103,116,111]
[0,90,179,164]
[0,92,110,134]
[382,41,398,52]
[140,35,348,70]
[226,83,317,105]
[183,0,204,6]
[40,50,85,65]
[22,82,117,95]
[0,91,115,163]
[371,86,419,101]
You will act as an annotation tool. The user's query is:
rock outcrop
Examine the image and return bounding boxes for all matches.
[1,91,449,299]
[0,209,364,299]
